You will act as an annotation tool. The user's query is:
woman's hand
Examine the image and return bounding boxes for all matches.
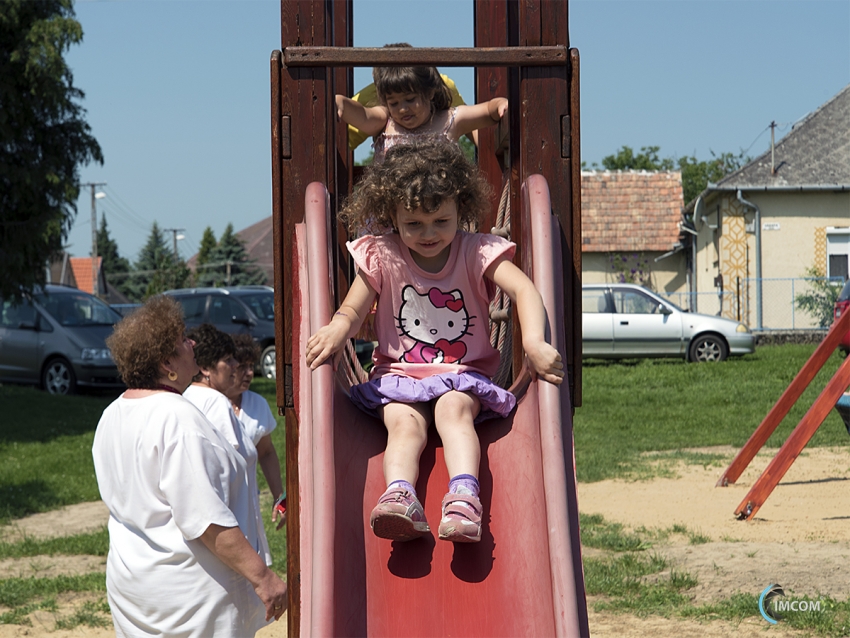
[199,524,288,621]
[253,569,288,621]
[524,339,564,385]
[306,316,350,369]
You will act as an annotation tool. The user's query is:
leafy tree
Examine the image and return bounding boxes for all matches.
[795,266,842,328]
[196,227,217,268]
[458,135,476,163]
[197,223,265,287]
[355,150,374,167]
[601,146,674,171]
[0,0,103,300]
[96,215,132,297]
[123,222,175,301]
[676,151,749,206]
[144,254,190,299]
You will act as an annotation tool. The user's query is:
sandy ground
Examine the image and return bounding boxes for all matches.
[1,446,848,637]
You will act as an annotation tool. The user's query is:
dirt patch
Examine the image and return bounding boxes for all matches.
[0,501,109,543]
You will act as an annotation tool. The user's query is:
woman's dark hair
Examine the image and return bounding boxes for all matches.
[232,333,260,366]
[106,295,185,389]
[341,138,492,236]
[187,323,236,381]
[373,43,452,111]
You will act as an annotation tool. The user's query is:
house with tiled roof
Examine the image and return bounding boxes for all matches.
[581,170,687,295]
[50,255,131,305]
[689,83,850,329]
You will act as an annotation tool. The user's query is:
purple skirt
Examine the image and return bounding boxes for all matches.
[350,371,517,424]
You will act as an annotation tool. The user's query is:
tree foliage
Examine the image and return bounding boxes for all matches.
[795,266,842,328]
[121,222,189,301]
[590,145,750,207]
[0,0,102,300]
[196,227,217,268]
[196,223,265,288]
[96,215,132,298]
[601,145,674,171]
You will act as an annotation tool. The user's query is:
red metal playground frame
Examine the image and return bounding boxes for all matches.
[269,1,586,635]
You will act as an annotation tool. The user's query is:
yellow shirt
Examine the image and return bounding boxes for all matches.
[347,74,466,150]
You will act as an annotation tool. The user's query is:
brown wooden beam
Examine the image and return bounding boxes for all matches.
[284,45,568,67]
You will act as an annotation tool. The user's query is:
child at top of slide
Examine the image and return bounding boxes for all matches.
[335,43,507,163]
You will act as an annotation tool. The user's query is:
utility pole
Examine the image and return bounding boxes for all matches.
[769,121,776,175]
[84,182,106,298]
[164,228,185,263]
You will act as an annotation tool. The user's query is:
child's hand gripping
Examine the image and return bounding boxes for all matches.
[305,271,377,371]
[306,312,351,370]
[524,339,564,385]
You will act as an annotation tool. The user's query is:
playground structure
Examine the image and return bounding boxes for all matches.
[269,1,588,635]
[717,309,850,520]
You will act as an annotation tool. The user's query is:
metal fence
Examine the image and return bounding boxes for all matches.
[656,277,845,331]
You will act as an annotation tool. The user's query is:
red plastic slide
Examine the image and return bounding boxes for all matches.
[293,176,589,637]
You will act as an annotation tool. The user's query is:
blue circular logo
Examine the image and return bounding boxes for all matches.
[759,584,785,624]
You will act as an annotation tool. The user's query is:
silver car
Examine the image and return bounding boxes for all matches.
[582,283,754,362]
[0,285,124,394]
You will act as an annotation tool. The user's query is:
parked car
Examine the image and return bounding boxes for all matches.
[110,303,142,317]
[162,286,277,378]
[0,285,124,394]
[834,279,850,356]
[582,283,755,362]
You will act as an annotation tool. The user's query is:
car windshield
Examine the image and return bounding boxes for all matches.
[36,292,122,326]
[238,293,275,321]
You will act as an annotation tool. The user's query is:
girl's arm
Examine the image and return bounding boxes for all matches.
[485,258,564,385]
[450,97,508,139]
[335,95,389,137]
[306,271,377,370]
[255,435,285,530]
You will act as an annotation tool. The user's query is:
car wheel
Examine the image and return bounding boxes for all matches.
[42,357,76,395]
[689,334,728,362]
[260,345,276,379]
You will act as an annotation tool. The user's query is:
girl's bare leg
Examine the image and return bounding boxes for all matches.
[379,401,431,486]
[433,391,481,478]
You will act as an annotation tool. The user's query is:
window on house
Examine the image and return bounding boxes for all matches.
[827,228,850,282]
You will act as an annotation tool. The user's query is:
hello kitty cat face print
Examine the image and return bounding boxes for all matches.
[396,286,473,364]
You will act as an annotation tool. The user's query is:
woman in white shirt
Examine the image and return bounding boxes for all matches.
[93,296,286,637]
[183,324,272,565]
[227,334,286,533]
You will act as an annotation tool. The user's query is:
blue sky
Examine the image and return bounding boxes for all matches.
[66,0,849,264]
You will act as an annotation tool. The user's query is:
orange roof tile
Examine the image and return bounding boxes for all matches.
[68,257,102,294]
[581,171,683,253]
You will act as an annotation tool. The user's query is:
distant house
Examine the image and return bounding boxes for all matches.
[47,254,131,305]
[688,83,850,329]
[581,170,687,295]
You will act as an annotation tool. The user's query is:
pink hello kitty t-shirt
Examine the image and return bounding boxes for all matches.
[347,231,516,381]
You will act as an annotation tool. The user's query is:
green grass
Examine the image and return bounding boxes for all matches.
[0,385,116,523]
[574,344,848,482]
[0,529,108,559]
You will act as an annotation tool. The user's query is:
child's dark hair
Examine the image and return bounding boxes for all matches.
[373,43,452,111]
[341,138,492,236]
